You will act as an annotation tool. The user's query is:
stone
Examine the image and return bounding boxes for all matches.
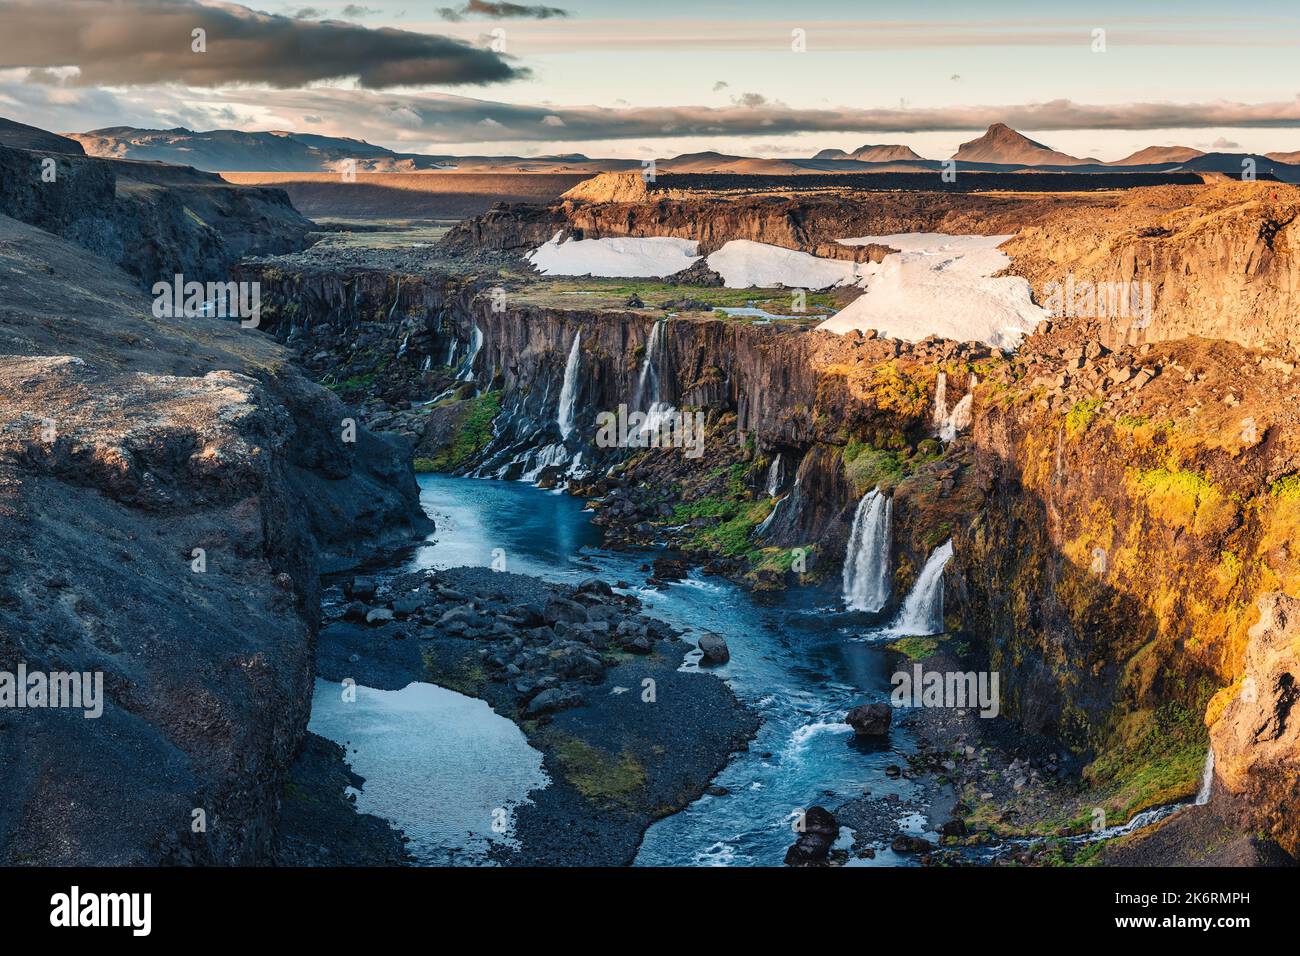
[346,576,377,600]
[365,607,394,625]
[783,806,838,866]
[525,687,583,716]
[543,596,589,625]
[696,632,730,664]
[846,702,892,736]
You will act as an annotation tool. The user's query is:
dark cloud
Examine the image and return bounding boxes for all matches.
[0,0,527,88]
[341,4,380,16]
[438,1,570,22]
[290,6,325,18]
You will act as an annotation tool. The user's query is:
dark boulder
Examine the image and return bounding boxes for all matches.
[846,702,892,736]
[784,806,839,866]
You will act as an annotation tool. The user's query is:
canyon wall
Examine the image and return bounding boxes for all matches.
[0,215,423,862]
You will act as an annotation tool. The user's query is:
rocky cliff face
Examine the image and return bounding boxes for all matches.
[0,213,425,864]
[0,143,313,290]
[1004,182,1300,355]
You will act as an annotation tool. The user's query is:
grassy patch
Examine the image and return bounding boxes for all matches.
[422,651,485,696]
[1082,701,1209,823]
[887,636,940,660]
[422,391,502,471]
[843,443,907,495]
[1129,467,1239,537]
[1065,398,1104,437]
[549,735,647,805]
[412,457,438,473]
[1269,473,1300,501]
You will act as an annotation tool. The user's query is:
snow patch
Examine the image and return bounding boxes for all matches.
[817,233,1048,350]
[526,232,700,278]
[707,239,869,290]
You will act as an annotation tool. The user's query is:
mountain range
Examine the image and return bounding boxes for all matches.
[49,122,1300,181]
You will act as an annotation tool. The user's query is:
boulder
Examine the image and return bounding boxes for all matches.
[891,835,935,854]
[846,702,892,736]
[365,607,394,625]
[346,576,377,600]
[696,633,730,665]
[783,806,839,866]
[525,687,584,716]
[543,596,589,625]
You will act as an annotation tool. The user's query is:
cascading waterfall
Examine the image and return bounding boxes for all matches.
[889,539,954,635]
[765,453,785,497]
[456,325,484,382]
[396,332,410,359]
[939,374,977,443]
[421,355,432,372]
[932,372,948,437]
[841,488,893,612]
[557,331,581,441]
[1195,748,1215,806]
[635,319,665,408]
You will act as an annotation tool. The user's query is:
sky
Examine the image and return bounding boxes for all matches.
[1,0,1298,160]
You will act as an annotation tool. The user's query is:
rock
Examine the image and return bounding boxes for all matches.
[346,576,377,600]
[891,835,935,854]
[626,634,654,654]
[543,596,589,625]
[342,601,368,622]
[391,595,424,617]
[365,607,394,625]
[696,632,730,664]
[940,819,967,838]
[705,785,730,797]
[1209,592,1300,856]
[846,702,892,736]
[783,806,838,866]
[576,577,614,598]
[525,687,583,716]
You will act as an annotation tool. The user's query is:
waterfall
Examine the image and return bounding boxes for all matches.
[1194,748,1215,806]
[890,539,954,635]
[932,372,948,437]
[765,453,785,497]
[938,374,977,443]
[842,488,892,612]
[754,495,786,538]
[456,325,483,382]
[421,355,432,372]
[557,331,581,440]
[445,336,458,367]
[636,319,666,410]
[396,332,410,359]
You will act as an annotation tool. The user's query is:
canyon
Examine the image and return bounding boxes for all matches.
[2,113,1298,866]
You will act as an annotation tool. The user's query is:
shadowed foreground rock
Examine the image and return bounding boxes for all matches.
[0,215,426,864]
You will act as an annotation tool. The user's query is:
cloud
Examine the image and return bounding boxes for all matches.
[1210,136,1241,148]
[712,81,729,92]
[341,3,380,15]
[0,0,527,88]
[730,92,768,108]
[177,92,1300,145]
[438,1,570,21]
[289,6,325,18]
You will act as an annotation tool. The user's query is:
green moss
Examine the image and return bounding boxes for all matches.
[412,457,438,473]
[844,444,907,495]
[422,651,485,695]
[887,636,940,660]
[1065,398,1104,437]
[422,391,502,471]
[549,735,647,805]
[1269,473,1300,501]
[1083,700,1209,822]
[1130,467,1238,536]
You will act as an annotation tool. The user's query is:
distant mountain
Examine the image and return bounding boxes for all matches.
[1266,150,1300,164]
[850,144,923,162]
[0,116,84,154]
[1108,145,1205,165]
[1180,152,1300,183]
[812,148,850,160]
[951,123,1096,166]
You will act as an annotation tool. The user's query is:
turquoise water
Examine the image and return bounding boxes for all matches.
[405,475,920,866]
